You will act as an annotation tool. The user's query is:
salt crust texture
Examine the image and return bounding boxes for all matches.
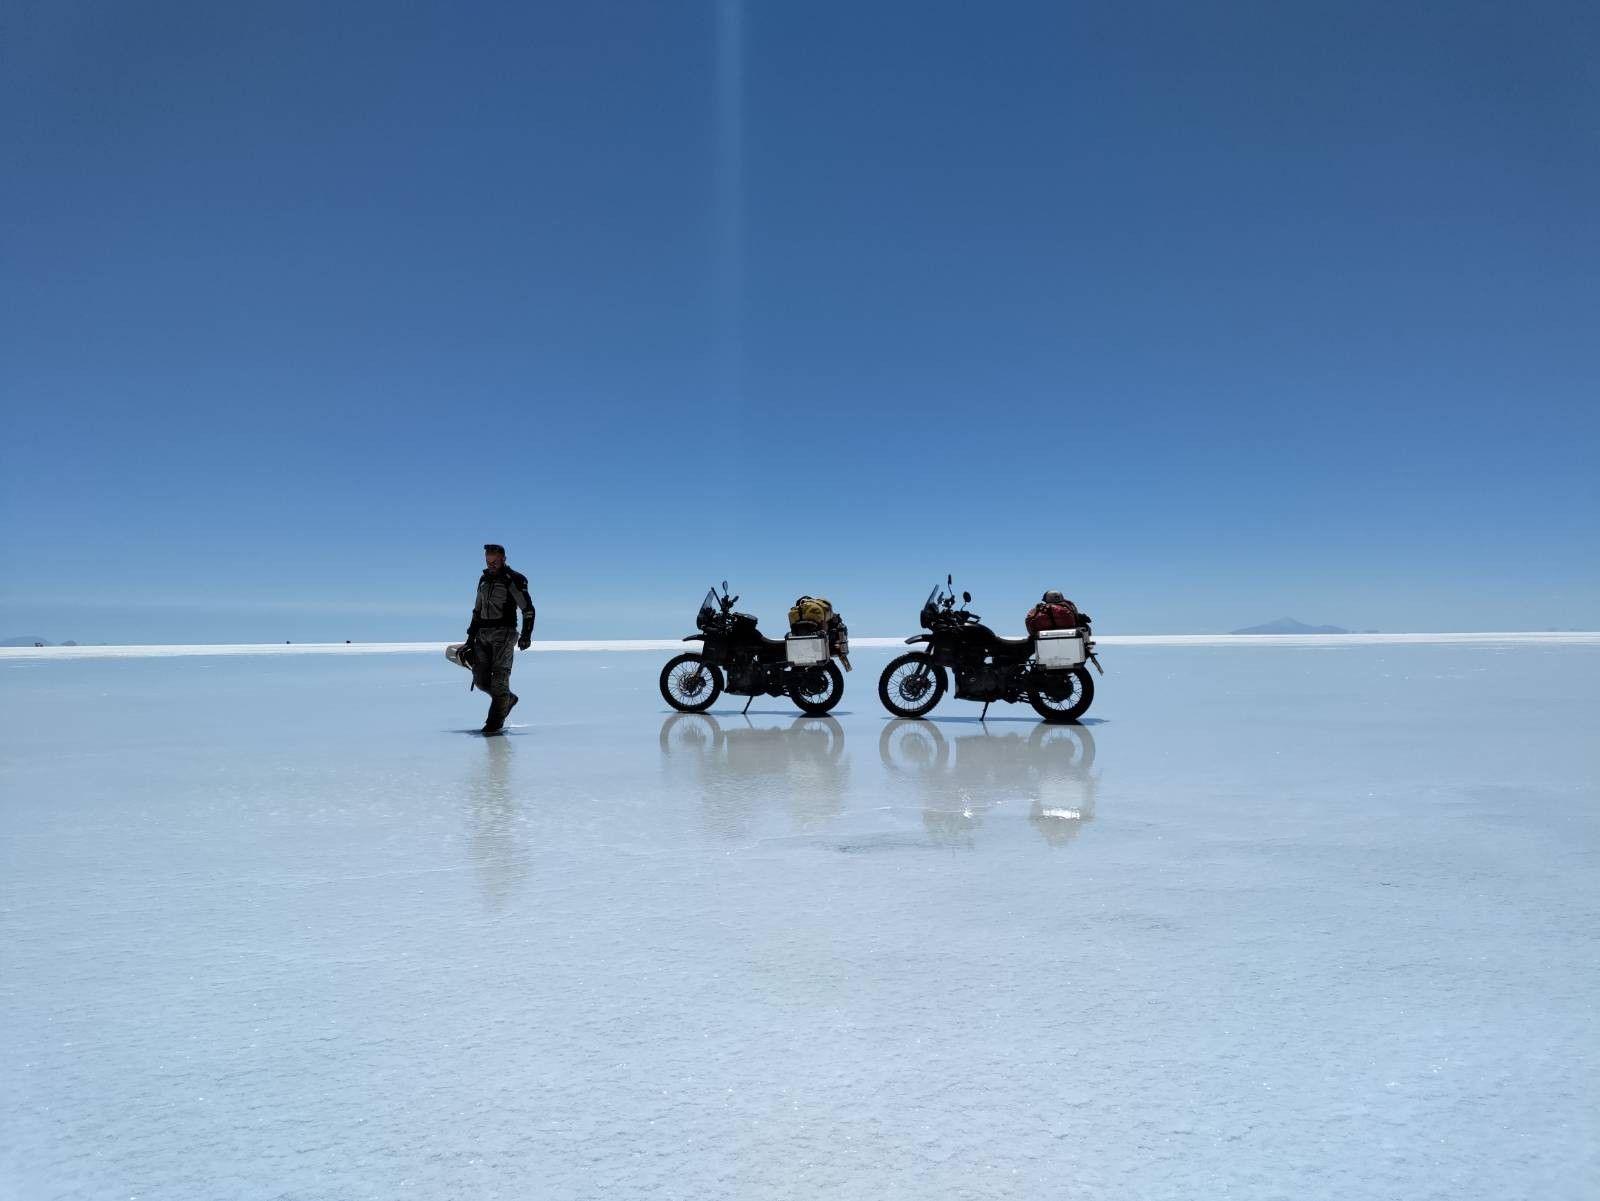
[2,643,1596,1199]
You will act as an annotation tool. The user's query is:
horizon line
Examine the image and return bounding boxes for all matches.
[4,631,1599,661]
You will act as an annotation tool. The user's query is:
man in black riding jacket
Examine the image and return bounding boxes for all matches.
[466,543,536,733]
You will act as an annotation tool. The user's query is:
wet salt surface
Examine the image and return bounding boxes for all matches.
[2,645,1596,1199]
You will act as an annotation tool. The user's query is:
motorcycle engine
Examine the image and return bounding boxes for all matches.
[954,664,1003,701]
[726,660,764,694]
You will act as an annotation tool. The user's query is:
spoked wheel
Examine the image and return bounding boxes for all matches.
[1028,720,1097,769]
[878,652,946,719]
[659,712,725,756]
[786,661,845,715]
[789,715,845,760]
[1027,666,1094,724]
[878,718,950,775]
[660,653,724,713]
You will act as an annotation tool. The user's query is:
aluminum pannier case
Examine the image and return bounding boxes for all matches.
[1035,628,1087,668]
[786,633,829,665]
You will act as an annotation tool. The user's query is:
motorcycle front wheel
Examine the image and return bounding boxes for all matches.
[660,652,724,713]
[878,718,949,774]
[1028,666,1094,724]
[787,661,845,715]
[878,652,946,719]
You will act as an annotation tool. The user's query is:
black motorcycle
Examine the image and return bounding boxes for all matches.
[877,578,1101,723]
[659,582,848,716]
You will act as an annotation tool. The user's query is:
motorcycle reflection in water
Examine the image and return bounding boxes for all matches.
[878,719,1098,849]
[658,713,849,840]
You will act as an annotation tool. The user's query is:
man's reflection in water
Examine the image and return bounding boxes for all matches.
[468,732,529,911]
[878,720,1098,848]
[658,713,849,840]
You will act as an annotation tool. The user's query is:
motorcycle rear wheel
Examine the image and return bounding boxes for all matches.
[1028,666,1094,724]
[660,652,724,713]
[787,661,844,715]
[878,652,946,719]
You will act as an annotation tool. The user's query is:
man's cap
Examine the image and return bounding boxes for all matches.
[1042,589,1066,604]
[483,543,506,556]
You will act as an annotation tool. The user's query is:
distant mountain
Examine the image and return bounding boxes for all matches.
[1,636,53,647]
[1230,618,1351,636]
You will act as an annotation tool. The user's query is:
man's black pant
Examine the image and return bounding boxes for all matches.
[473,628,518,712]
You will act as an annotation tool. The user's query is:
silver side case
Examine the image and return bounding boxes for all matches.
[786,634,829,665]
[1035,629,1087,668]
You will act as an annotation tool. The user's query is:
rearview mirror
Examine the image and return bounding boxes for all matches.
[947,573,953,587]
[721,580,728,592]
[963,591,971,603]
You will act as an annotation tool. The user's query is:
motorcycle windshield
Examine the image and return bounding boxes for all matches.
[926,584,943,609]
[698,588,718,625]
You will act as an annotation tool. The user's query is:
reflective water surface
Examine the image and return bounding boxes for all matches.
[2,644,1596,1200]
[655,712,1100,850]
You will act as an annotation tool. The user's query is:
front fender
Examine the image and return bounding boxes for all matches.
[904,634,931,645]
[682,634,706,642]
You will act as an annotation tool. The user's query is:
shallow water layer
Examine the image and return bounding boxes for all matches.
[2,644,1596,1200]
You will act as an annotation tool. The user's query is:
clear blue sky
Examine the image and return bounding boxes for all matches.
[3,1,1596,641]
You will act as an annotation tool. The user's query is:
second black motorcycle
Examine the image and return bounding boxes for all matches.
[659,582,849,716]
[877,578,1101,723]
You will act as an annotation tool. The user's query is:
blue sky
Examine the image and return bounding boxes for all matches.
[3,0,1596,641]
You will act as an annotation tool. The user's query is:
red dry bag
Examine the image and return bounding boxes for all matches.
[1025,600,1083,634]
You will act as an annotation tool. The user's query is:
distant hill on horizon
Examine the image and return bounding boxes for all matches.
[1230,618,1352,636]
[1,636,54,647]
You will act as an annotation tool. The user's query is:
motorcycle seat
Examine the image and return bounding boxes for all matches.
[968,622,1032,648]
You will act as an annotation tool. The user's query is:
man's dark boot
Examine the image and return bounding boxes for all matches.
[505,693,519,720]
[482,695,510,734]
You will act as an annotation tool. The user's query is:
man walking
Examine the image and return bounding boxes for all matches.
[466,543,536,733]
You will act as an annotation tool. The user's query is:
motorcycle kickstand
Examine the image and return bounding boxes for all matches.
[742,694,754,715]
[980,701,991,722]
